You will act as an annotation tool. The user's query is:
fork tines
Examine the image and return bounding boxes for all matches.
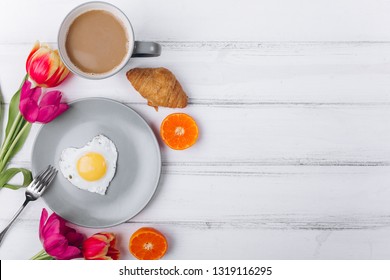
[31,165,58,193]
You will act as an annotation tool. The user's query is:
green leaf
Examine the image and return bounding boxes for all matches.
[5,121,32,162]
[5,88,22,136]
[6,73,27,137]
[0,167,32,190]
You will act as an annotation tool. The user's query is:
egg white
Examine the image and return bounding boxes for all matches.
[59,134,118,195]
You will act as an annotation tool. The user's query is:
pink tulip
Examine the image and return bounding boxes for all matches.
[26,41,69,88]
[83,232,120,260]
[19,80,68,123]
[39,208,84,260]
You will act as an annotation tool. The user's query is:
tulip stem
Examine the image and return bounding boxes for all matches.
[0,113,22,163]
[30,249,54,260]
[13,114,25,141]
[0,113,21,151]
[0,74,28,170]
[0,121,31,172]
[30,249,46,259]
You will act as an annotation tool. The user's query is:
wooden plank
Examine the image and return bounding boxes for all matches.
[2,0,390,42]
[1,165,390,225]
[2,0,390,262]
[3,104,390,165]
[2,43,390,104]
[1,219,390,259]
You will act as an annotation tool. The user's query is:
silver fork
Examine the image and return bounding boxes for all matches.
[0,165,57,246]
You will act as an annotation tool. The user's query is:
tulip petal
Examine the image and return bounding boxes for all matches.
[43,233,68,257]
[37,103,69,123]
[39,208,48,242]
[45,213,64,230]
[44,234,82,260]
[28,51,51,87]
[99,232,118,249]
[38,209,84,260]
[83,233,120,260]
[19,99,39,123]
[83,236,109,259]
[36,89,69,123]
[45,214,75,240]
[66,231,84,248]
[56,103,69,115]
[36,105,56,123]
[26,42,70,87]
[56,246,82,260]
[107,247,120,260]
[25,41,40,71]
[55,214,72,235]
[20,80,41,103]
[44,65,70,88]
[39,90,62,107]
[57,64,70,83]
[37,106,61,123]
[20,81,31,100]
[100,232,115,241]
[19,80,41,123]
[42,218,60,240]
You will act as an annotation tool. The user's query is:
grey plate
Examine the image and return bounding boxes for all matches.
[32,98,161,228]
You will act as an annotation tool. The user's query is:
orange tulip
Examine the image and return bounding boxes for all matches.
[26,41,69,87]
[83,232,120,260]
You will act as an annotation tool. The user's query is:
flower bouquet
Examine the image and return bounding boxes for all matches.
[31,208,120,260]
[0,42,69,190]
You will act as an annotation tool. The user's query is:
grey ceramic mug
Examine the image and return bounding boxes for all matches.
[58,1,161,79]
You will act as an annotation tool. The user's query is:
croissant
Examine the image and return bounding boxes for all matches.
[126,67,188,110]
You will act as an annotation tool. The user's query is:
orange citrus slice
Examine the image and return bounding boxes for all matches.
[129,227,168,260]
[160,113,199,150]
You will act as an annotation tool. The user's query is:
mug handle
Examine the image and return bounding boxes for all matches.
[132,41,161,57]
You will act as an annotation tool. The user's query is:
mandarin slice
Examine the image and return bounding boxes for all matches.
[129,227,168,260]
[160,113,199,150]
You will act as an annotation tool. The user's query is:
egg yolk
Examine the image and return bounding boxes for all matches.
[77,152,107,181]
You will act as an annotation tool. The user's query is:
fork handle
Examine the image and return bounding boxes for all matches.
[0,199,29,246]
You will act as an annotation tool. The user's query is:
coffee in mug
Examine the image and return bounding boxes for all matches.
[58,2,161,79]
[66,10,128,74]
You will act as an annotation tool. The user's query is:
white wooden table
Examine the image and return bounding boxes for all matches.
[1,0,390,260]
